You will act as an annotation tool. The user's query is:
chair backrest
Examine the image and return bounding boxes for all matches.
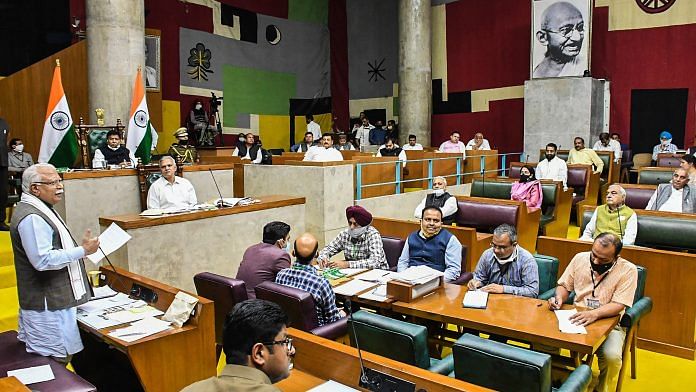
[137,162,184,210]
[632,153,652,169]
[89,129,110,156]
[453,333,552,392]
[382,236,406,270]
[596,151,612,177]
[193,272,248,346]
[455,199,519,233]
[637,168,674,185]
[254,281,320,331]
[539,149,570,162]
[634,265,647,303]
[348,310,430,369]
[508,161,537,179]
[470,179,512,199]
[657,155,682,168]
[621,185,656,210]
[622,149,633,163]
[534,255,559,294]
[566,165,590,193]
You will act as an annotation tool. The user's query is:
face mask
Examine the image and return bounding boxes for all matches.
[545,153,555,161]
[387,126,393,130]
[494,245,518,265]
[661,139,671,146]
[195,104,202,110]
[348,225,369,238]
[279,239,292,254]
[519,174,530,183]
[13,144,24,153]
[591,259,615,275]
[107,145,120,151]
[433,189,445,196]
[239,137,245,142]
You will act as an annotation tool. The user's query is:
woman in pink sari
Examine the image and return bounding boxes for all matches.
[511,165,542,211]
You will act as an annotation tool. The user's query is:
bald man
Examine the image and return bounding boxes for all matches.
[533,1,585,78]
[466,132,491,151]
[275,233,344,326]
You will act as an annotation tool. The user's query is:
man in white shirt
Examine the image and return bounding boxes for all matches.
[414,176,458,225]
[306,114,321,141]
[592,132,622,163]
[466,132,491,150]
[376,138,407,167]
[402,134,424,151]
[536,143,568,190]
[232,133,263,164]
[646,168,695,213]
[355,118,375,148]
[303,134,344,162]
[581,185,637,245]
[146,156,197,210]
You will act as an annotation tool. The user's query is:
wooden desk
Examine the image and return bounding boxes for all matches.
[279,328,491,392]
[272,152,305,165]
[403,151,466,188]
[72,267,216,392]
[0,377,30,392]
[392,283,617,365]
[537,236,696,360]
[197,146,236,157]
[98,195,306,291]
[464,150,498,183]
[353,156,398,198]
[371,217,492,272]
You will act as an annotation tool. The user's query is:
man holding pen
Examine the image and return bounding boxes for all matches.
[547,233,637,392]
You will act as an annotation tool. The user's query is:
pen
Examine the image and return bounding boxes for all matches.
[117,332,145,337]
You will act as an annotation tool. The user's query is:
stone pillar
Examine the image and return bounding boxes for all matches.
[86,0,144,124]
[398,0,432,146]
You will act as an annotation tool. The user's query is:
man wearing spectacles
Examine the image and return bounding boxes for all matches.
[549,233,637,392]
[10,163,100,364]
[182,299,295,391]
[645,168,695,213]
[467,224,539,297]
[533,1,586,78]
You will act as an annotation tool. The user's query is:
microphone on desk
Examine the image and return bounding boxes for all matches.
[209,168,225,208]
[345,299,377,390]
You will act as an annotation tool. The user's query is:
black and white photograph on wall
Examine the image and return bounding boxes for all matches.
[145,35,160,91]
[531,0,591,79]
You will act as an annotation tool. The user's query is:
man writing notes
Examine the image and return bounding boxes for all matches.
[397,206,462,282]
[549,233,637,392]
[146,155,197,210]
[467,224,539,298]
[10,163,100,363]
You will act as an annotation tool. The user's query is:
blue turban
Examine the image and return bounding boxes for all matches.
[660,131,672,140]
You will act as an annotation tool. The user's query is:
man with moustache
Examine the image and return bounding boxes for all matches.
[581,184,637,245]
[303,133,343,162]
[146,155,197,210]
[533,2,586,78]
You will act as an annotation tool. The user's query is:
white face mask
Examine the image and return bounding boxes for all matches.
[107,145,120,151]
[13,144,24,153]
[195,104,202,110]
[493,245,518,265]
[433,189,445,196]
[348,225,369,238]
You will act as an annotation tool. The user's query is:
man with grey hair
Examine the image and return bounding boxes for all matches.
[581,184,637,245]
[533,1,585,78]
[10,163,100,363]
[146,155,197,210]
[645,168,695,213]
[467,224,539,298]
[414,176,458,224]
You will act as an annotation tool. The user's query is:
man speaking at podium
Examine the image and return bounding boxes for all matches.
[10,163,100,364]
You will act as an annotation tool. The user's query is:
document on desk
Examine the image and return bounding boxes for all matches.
[7,364,55,385]
[354,269,394,283]
[462,290,489,309]
[333,279,379,296]
[555,309,588,334]
[308,380,360,392]
[86,223,132,264]
[338,268,368,277]
[358,284,389,302]
[391,265,443,285]
[78,292,136,313]
[106,304,164,324]
[108,317,172,343]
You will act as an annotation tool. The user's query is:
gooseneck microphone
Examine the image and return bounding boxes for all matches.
[209,168,225,208]
[345,299,376,390]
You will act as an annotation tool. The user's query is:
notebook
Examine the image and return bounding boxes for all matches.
[462,290,489,309]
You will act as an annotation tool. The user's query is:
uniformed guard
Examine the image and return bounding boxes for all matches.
[168,127,199,164]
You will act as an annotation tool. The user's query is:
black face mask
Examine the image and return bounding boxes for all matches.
[591,259,614,275]
[519,174,530,183]
[545,153,555,161]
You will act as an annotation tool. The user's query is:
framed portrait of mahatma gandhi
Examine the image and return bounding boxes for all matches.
[145,34,160,91]
[531,0,591,79]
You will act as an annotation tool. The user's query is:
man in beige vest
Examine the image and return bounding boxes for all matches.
[580,184,637,245]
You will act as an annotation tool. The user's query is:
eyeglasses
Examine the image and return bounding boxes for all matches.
[33,179,63,187]
[490,242,513,250]
[673,173,688,180]
[545,22,584,39]
[262,337,293,353]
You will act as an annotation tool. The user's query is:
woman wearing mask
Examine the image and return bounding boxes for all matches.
[8,138,34,175]
[511,165,542,211]
[413,176,458,224]
[189,100,215,145]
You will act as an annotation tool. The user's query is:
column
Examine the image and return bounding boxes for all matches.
[398,0,432,146]
[86,0,144,124]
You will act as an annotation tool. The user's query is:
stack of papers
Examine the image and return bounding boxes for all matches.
[7,365,55,385]
[354,269,394,283]
[211,197,257,207]
[554,309,588,334]
[338,268,368,277]
[308,380,360,392]
[108,317,172,342]
[77,293,163,329]
[333,280,378,296]
[462,290,488,309]
[391,265,443,285]
[91,285,118,300]
[357,284,389,302]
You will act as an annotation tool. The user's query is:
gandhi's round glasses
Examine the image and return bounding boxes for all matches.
[545,23,584,38]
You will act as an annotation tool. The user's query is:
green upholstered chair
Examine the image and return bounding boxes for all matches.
[452,333,591,392]
[470,179,512,199]
[347,310,454,375]
[616,265,651,391]
[637,167,673,185]
[539,183,558,230]
[88,129,110,157]
[534,254,559,296]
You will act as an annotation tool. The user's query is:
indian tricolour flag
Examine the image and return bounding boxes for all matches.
[38,60,79,167]
[126,67,155,164]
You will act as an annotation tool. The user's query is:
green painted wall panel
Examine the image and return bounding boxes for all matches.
[288,0,328,25]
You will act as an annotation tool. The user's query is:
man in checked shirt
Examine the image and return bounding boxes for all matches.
[317,205,388,269]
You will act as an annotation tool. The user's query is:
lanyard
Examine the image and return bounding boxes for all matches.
[590,265,613,298]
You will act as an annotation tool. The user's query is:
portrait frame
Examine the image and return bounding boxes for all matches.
[145,34,161,91]
[530,0,592,79]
